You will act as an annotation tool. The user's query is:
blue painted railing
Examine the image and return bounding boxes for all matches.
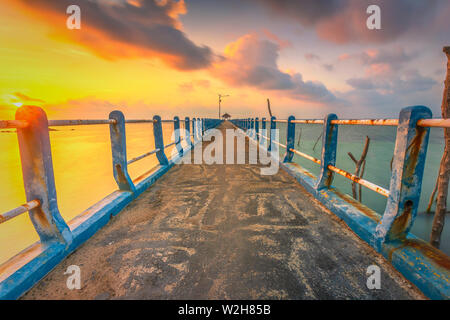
[0,105,221,299]
[231,106,450,300]
[1,104,449,299]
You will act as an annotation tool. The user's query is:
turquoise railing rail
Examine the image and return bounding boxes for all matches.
[231,105,450,300]
[0,105,222,299]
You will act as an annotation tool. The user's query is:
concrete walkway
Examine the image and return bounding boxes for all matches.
[23,122,424,299]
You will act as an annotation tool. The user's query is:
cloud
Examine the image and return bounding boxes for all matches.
[178,79,211,92]
[212,33,337,104]
[256,0,444,44]
[342,69,439,116]
[15,0,214,70]
[12,92,45,103]
[322,64,334,72]
[347,69,436,92]
[305,53,320,61]
[339,47,417,77]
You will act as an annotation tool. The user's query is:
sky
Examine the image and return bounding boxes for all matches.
[0,0,449,120]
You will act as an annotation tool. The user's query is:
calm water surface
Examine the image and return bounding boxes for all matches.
[0,122,449,264]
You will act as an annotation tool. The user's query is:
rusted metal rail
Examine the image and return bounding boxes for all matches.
[127,149,160,165]
[257,118,450,127]
[0,120,29,129]
[327,165,390,197]
[0,200,40,224]
[289,148,321,165]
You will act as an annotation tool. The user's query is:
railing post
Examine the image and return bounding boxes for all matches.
[153,115,169,166]
[283,116,295,162]
[15,105,72,245]
[185,117,192,147]
[374,106,432,249]
[255,117,259,141]
[109,111,136,193]
[196,118,199,139]
[315,114,338,190]
[268,116,276,152]
[261,118,266,146]
[192,118,197,142]
[174,116,183,157]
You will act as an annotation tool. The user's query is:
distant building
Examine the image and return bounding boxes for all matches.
[222,113,231,120]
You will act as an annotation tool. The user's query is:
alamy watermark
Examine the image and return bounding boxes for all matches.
[66,4,381,31]
[366,265,381,290]
[169,128,280,176]
[64,265,81,290]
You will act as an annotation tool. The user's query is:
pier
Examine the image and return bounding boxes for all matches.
[0,105,449,300]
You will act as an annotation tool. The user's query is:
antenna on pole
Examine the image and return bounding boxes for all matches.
[218,94,230,119]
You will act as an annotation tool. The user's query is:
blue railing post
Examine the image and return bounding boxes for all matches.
[251,118,254,138]
[185,116,192,147]
[174,116,183,157]
[255,117,259,141]
[192,118,197,142]
[374,106,432,249]
[315,114,338,190]
[153,115,169,166]
[15,105,72,245]
[109,111,136,193]
[268,116,276,152]
[283,116,295,163]
[261,117,266,146]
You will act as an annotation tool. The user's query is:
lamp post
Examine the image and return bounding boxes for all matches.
[218,94,230,119]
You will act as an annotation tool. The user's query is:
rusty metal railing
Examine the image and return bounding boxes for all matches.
[0,200,40,225]
[0,108,214,250]
[232,106,445,255]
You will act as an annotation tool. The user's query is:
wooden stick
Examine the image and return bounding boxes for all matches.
[431,46,450,248]
[426,176,439,213]
[267,98,273,118]
[347,136,370,199]
[313,132,322,151]
[359,159,366,203]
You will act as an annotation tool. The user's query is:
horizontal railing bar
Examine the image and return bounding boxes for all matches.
[272,140,287,149]
[254,132,286,148]
[125,120,154,124]
[48,120,117,126]
[258,133,270,141]
[327,164,390,197]
[251,118,450,128]
[127,149,160,165]
[0,120,29,129]
[417,118,450,128]
[0,200,40,224]
[292,120,324,124]
[164,141,176,148]
[331,119,398,126]
[289,148,321,164]
[161,120,175,123]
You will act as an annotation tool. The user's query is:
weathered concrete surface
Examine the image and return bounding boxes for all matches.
[23,122,424,300]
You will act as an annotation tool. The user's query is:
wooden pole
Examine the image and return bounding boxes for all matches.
[348,136,370,200]
[426,178,438,213]
[430,46,450,248]
[267,98,273,118]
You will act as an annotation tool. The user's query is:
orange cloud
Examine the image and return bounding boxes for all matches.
[212,33,337,104]
[13,0,213,70]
